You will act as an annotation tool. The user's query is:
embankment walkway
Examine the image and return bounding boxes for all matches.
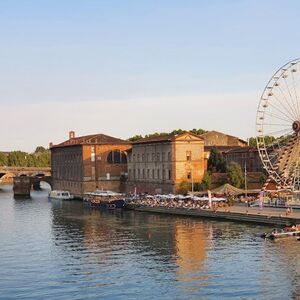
[127,204,300,226]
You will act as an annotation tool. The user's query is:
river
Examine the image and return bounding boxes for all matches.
[0,185,299,299]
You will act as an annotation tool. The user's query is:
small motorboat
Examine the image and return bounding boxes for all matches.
[84,190,125,209]
[261,225,300,239]
[49,190,74,200]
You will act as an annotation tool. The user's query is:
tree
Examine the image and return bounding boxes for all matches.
[200,172,212,190]
[128,135,143,142]
[35,146,47,153]
[227,161,244,188]
[259,173,267,185]
[0,152,8,166]
[7,151,27,167]
[177,181,191,195]
[208,147,227,173]
[248,135,276,147]
[190,128,207,135]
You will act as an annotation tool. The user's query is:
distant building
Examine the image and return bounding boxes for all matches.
[223,146,263,172]
[50,131,131,197]
[127,132,206,194]
[200,130,247,148]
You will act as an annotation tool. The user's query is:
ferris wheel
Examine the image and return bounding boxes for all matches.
[256,58,300,191]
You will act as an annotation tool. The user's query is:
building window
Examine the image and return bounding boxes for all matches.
[137,154,140,162]
[107,150,127,164]
[152,169,155,179]
[186,151,191,161]
[152,153,155,161]
[168,170,171,180]
[133,154,136,162]
[168,152,171,161]
[157,153,160,161]
[162,152,165,161]
[147,153,150,162]
[157,169,160,179]
[147,169,150,179]
[162,169,165,180]
[142,154,145,162]
[187,171,191,180]
[138,169,140,179]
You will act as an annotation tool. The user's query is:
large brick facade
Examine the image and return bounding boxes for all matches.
[127,132,206,194]
[51,132,131,197]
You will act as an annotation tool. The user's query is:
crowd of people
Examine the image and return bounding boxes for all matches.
[127,194,229,210]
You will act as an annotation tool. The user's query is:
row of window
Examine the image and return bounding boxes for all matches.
[128,168,172,180]
[130,151,171,163]
[56,181,82,190]
[130,151,194,163]
[52,152,81,164]
[53,166,82,180]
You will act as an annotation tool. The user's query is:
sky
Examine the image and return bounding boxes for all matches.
[1,0,300,152]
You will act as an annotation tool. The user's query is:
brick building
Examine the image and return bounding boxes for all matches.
[50,131,131,197]
[223,146,263,172]
[127,132,205,194]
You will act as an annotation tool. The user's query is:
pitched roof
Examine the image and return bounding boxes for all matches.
[200,130,247,144]
[132,134,173,144]
[52,133,129,148]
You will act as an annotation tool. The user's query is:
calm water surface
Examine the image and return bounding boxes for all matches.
[0,185,300,299]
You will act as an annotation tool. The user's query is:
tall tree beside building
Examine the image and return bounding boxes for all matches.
[208,147,227,173]
[227,162,244,188]
[200,172,212,190]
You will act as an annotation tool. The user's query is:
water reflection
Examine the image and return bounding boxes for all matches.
[175,221,210,284]
[1,189,300,299]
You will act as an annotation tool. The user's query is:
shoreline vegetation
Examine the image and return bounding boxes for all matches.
[0,146,50,168]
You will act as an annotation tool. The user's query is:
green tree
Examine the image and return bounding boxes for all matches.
[177,181,191,195]
[259,173,267,185]
[227,161,244,188]
[34,151,51,167]
[248,135,276,147]
[200,172,212,190]
[35,146,47,153]
[0,152,8,166]
[208,147,227,173]
[128,135,143,142]
[7,151,27,167]
[190,128,207,135]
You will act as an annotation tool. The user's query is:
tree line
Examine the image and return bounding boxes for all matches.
[0,146,50,167]
[128,128,207,142]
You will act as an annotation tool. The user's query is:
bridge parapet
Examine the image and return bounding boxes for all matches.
[0,167,51,177]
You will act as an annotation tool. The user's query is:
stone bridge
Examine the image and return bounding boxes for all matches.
[0,167,52,189]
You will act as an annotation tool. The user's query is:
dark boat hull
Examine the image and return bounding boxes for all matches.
[87,199,125,209]
[262,230,300,239]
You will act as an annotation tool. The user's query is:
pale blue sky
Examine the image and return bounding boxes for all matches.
[1,0,299,151]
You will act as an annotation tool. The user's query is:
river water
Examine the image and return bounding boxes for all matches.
[0,185,300,299]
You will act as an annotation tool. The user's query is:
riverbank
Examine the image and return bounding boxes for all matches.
[127,204,300,226]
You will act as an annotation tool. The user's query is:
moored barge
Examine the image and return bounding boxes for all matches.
[84,190,125,209]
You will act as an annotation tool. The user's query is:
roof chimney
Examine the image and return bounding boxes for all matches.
[69,131,75,139]
[49,142,53,148]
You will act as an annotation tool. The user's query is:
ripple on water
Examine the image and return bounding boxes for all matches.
[0,189,299,299]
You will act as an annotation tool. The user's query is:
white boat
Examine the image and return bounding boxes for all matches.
[49,190,74,200]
